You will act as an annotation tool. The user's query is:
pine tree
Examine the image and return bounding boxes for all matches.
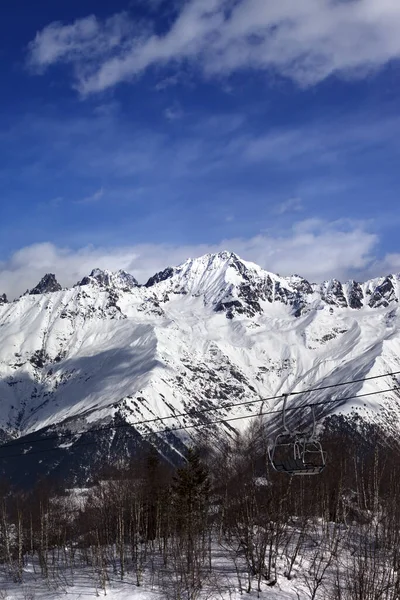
[172,448,211,589]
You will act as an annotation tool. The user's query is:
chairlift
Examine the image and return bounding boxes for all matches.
[268,394,326,475]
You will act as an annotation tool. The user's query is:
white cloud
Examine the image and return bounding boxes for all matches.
[0,220,388,299]
[27,0,400,94]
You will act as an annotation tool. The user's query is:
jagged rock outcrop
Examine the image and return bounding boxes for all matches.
[29,274,62,295]
[0,293,7,305]
[77,268,139,291]
[368,276,398,308]
[320,279,348,308]
[145,267,174,287]
[347,281,364,309]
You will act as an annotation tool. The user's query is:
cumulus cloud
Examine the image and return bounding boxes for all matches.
[0,220,390,299]
[27,0,400,94]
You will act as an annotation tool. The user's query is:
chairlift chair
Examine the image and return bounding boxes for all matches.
[268,394,326,476]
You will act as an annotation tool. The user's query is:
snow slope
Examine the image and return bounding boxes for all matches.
[1,252,400,481]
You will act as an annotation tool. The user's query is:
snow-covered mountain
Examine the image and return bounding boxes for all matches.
[1,251,400,485]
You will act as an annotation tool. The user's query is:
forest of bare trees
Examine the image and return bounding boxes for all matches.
[0,415,400,599]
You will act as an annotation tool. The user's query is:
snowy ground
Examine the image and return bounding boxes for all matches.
[0,562,314,600]
[0,529,345,600]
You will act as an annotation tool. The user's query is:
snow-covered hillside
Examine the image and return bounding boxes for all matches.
[1,251,400,483]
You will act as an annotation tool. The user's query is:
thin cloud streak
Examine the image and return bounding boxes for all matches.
[27,0,400,94]
[1,106,400,265]
[3,107,400,192]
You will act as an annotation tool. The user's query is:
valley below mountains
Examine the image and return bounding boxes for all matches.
[1,251,400,485]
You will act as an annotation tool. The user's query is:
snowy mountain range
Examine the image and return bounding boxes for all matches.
[1,251,400,485]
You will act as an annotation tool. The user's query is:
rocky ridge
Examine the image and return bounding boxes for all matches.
[16,253,400,316]
[143,252,400,317]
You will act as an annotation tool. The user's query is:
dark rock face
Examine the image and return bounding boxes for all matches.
[320,279,348,308]
[237,284,263,315]
[347,281,364,309]
[78,276,92,286]
[29,274,62,295]
[29,349,49,368]
[215,299,244,319]
[0,293,7,305]
[369,276,398,308]
[145,267,174,287]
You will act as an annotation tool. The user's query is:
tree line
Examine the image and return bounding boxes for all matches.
[0,414,400,599]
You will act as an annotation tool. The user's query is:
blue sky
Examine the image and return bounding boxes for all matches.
[1,0,400,296]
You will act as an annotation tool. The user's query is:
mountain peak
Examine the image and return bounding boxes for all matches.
[29,274,62,295]
[145,250,275,318]
[77,268,139,291]
[205,250,240,262]
[0,293,7,305]
[176,251,262,277]
[145,252,244,289]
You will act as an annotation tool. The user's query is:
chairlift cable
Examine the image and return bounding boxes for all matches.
[0,384,398,461]
[0,369,399,453]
